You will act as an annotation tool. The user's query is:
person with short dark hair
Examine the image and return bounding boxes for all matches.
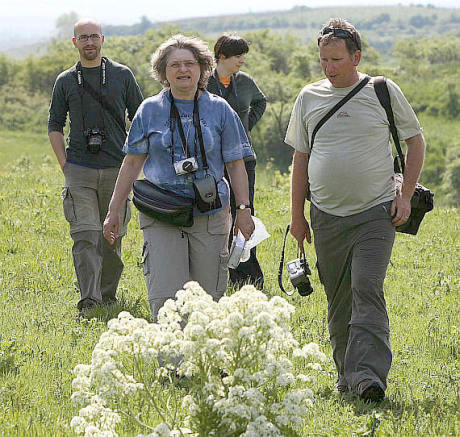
[48,18,144,313]
[103,35,254,320]
[285,18,426,402]
[207,33,266,289]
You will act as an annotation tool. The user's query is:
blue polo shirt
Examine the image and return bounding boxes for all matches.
[124,90,251,214]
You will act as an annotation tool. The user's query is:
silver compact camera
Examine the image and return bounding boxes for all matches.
[286,257,313,296]
[174,157,198,175]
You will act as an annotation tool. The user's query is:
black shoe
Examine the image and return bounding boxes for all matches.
[78,298,98,310]
[335,380,349,394]
[359,381,385,403]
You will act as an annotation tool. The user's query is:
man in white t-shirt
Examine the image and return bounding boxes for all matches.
[285,18,425,402]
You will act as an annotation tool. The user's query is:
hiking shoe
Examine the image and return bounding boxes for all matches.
[359,381,385,403]
[78,298,99,316]
[335,381,349,394]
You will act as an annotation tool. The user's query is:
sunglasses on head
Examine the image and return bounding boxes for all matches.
[320,27,361,50]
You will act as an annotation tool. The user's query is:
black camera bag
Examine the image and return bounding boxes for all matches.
[132,179,194,227]
[374,77,434,235]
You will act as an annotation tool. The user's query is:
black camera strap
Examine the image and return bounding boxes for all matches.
[169,90,209,171]
[310,75,370,150]
[278,225,306,296]
[74,58,126,134]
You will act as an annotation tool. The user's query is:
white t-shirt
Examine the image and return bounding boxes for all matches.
[285,73,422,217]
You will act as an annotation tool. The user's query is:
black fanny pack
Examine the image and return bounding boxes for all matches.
[132,179,194,227]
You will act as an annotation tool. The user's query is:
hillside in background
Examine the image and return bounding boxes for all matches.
[2,5,459,59]
[103,5,460,57]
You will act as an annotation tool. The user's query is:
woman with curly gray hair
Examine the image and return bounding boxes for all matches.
[103,34,254,320]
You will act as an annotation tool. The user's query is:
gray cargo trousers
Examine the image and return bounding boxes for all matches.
[310,201,395,393]
[62,162,131,309]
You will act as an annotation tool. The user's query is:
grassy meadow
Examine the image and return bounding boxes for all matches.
[0,130,458,436]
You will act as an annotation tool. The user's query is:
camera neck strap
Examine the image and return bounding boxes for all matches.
[74,57,126,135]
[169,90,209,171]
[278,225,306,296]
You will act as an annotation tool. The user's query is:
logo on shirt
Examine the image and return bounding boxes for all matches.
[337,111,351,118]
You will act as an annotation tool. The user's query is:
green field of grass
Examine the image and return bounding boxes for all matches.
[0,131,458,436]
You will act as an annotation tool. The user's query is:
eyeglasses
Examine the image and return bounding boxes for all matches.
[320,27,361,50]
[77,34,102,42]
[166,60,199,70]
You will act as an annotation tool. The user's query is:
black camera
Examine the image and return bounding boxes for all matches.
[85,128,105,153]
[286,257,313,296]
[278,225,314,297]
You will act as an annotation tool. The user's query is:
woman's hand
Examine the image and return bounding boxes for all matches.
[234,208,255,240]
[102,153,147,244]
[103,211,120,245]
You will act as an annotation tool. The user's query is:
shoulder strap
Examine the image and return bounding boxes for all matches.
[310,75,370,150]
[72,61,126,133]
[374,76,405,173]
[82,80,126,133]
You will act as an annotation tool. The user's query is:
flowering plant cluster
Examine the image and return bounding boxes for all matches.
[70,282,326,437]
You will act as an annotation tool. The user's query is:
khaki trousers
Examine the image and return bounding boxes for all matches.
[310,201,395,392]
[139,207,231,321]
[62,162,131,308]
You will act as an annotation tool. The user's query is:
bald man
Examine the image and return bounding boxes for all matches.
[48,19,144,312]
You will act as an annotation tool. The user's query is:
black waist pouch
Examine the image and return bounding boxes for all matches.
[132,179,194,227]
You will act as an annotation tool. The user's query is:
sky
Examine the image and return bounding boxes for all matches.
[0,0,458,42]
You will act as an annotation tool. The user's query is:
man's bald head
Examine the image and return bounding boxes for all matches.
[74,18,102,37]
[72,18,104,66]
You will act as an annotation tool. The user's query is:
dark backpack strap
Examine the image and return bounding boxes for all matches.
[310,75,370,149]
[374,76,405,173]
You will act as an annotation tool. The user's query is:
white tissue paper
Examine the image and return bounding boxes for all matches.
[228,217,270,268]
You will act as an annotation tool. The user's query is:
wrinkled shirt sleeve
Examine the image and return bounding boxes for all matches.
[123,105,149,154]
[221,103,251,162]
[48,76,68,134]
[285,91,310,154]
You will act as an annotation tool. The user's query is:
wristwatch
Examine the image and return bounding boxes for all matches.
[237,204,251,211]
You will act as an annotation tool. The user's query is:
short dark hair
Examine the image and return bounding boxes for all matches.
[317,18,362,54]
[214,33,249,61]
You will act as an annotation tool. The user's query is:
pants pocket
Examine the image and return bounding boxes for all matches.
[119,198,132,235]
[216,252,229,295]
[316,260,324,285]
[61,187,76,223]
[141,242,150,276]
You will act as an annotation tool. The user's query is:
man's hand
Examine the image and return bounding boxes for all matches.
[103,210,120,245]
[290,215,311,255]
[391,133,425,227]
[234,209,255,240]
[390,194,411,227]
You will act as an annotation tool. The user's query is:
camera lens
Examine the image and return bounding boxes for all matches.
[182,160,194,173]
